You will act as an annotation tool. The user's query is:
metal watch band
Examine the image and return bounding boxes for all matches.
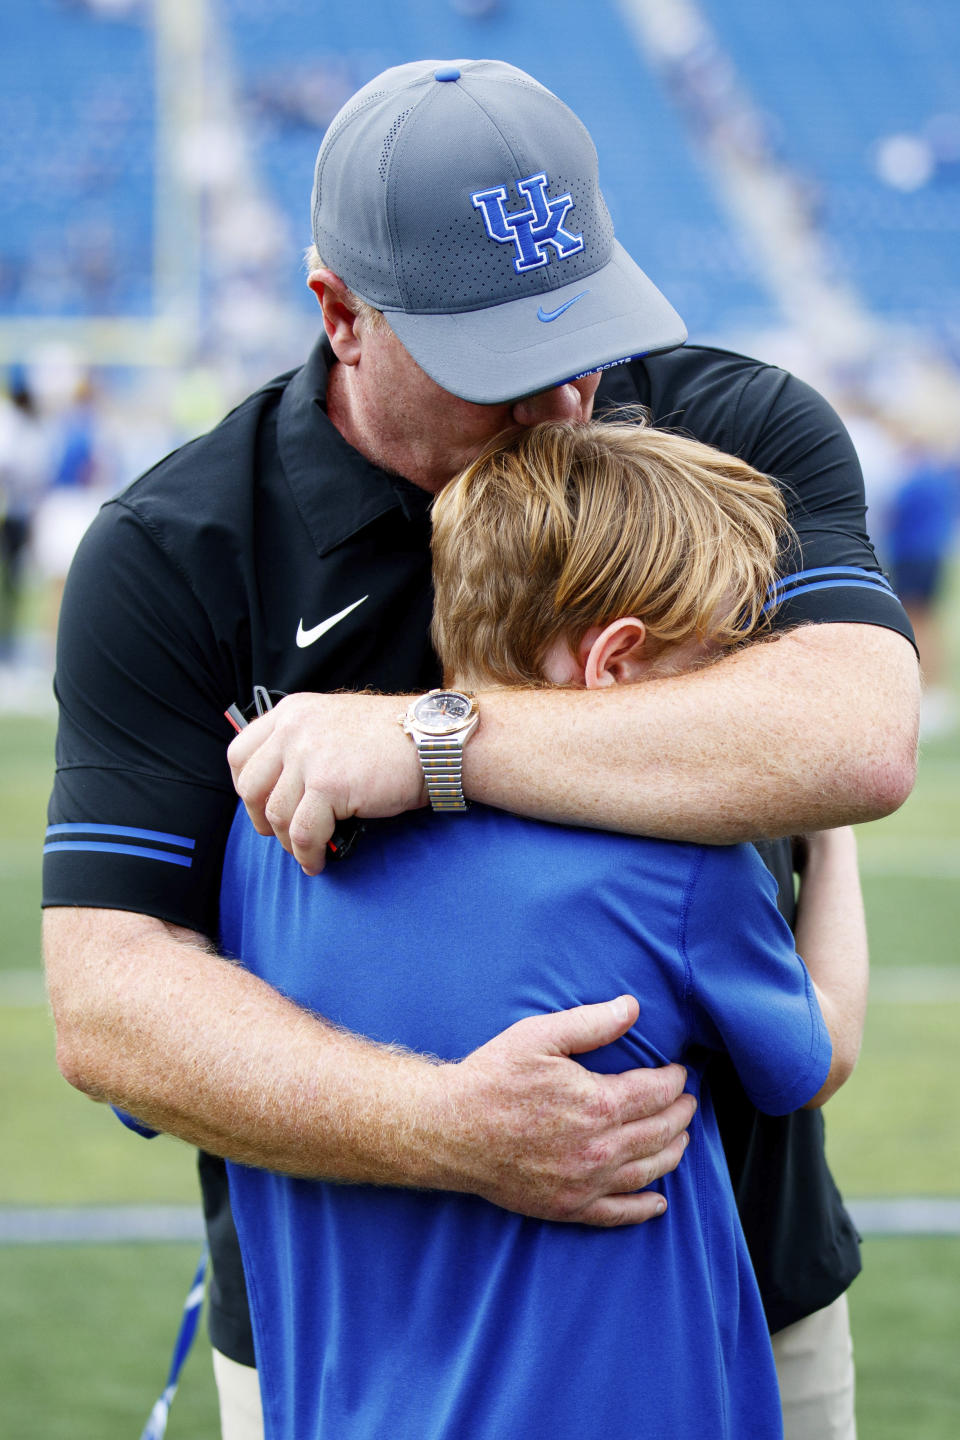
[418,737,469,812]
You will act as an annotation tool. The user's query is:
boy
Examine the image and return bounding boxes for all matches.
[220,420,867,1440]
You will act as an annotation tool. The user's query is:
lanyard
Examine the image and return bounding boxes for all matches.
[139,1248,208,1440]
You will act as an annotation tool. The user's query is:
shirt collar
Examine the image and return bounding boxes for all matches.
[277,337,429,558]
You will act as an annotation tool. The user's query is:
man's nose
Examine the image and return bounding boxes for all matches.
[511,372,601,427]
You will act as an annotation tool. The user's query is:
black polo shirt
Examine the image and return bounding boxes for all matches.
[45,343,442,936]
[45,339,914,1355]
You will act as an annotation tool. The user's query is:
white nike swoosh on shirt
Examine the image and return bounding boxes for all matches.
[296,595,369,648]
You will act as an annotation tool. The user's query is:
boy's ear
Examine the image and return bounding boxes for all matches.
[306,268,362,364]
[583,618,650,689]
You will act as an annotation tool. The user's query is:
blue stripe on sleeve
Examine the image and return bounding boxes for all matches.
[45,822,195,849]
[767,566,894,600]
[763,569,897,617]
[43,841,194,868]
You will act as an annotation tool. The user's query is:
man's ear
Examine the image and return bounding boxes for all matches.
[306,268,362,365]
[583,618,650,689]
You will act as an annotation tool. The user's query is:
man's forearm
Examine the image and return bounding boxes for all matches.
[45,907,447,1183]
[228,622,918,871]
[44,907,695,1225]
[466,624,919,843]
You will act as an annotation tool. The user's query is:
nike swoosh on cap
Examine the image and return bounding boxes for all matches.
[296,595,369,648]
[537,291,590,323]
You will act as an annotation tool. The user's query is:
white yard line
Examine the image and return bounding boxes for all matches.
[868,968,960,1003]
[847,1198,960,1237]
[1,1199,957,1245]
[859,858,960,878]
[0,1206,205,1245]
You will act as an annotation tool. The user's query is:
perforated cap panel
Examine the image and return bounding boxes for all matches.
[309,58,685,401]
[311,60,612,313]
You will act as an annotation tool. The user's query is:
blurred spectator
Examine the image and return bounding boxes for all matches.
[247,61,359,133]
[842,397,905,528]
[883,431,959,736]
[32,373,117,642]
[56,0,144,18]
[0,368,54,662]
[848,394,960,737]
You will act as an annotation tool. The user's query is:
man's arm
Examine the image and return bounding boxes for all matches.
[45,493,697,1229]
[44,906,694,1226]
[229,622,919,873]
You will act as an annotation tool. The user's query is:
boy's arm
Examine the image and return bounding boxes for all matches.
[792,826,869,1108]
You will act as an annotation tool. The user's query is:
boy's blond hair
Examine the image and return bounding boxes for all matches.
[430,419,790,687]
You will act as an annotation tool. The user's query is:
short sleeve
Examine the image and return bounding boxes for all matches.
[611,350,916,647]
[731,369,916,643]
[681,845,832,1114]
[42,498,240,938]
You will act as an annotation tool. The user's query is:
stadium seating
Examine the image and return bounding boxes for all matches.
[696,0,960,335]
[0,0,155,316]
[218,0,777,335]
[2,0,958,347]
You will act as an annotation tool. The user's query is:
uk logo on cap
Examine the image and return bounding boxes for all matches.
[471,172,585,274]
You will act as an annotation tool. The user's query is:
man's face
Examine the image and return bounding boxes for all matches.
[344,319,602,493]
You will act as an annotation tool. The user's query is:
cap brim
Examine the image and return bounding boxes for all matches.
[384,241,686,405]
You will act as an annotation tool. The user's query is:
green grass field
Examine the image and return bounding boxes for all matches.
[2,583,959,1436]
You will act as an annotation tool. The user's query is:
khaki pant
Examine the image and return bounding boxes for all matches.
[213,1292,856,1440]
[212,1349,265,1440]
[772,1294,857,1440]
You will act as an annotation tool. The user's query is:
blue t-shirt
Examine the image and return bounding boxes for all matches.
[220,805,831,1440]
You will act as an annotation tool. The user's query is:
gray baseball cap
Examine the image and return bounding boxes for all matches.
[311,58,686,404]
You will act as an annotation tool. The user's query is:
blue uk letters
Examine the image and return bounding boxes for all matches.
[471,173,585,273]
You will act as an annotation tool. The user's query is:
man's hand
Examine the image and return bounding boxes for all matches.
[228,692,425,873]
[434,995,696,1225]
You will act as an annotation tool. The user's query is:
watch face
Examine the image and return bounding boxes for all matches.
[412,690,475,734]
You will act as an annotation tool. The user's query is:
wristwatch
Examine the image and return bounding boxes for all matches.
[400,689,480,812]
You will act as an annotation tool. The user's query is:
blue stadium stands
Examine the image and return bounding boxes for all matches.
[2,0,958,348]
[0,0,155,316]
[219,0,777,335]
[697,0,960,337]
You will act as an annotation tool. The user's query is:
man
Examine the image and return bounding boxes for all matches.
[43,59,918,1439]
[219,418,869,1439]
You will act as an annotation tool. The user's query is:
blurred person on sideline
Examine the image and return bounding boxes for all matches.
[883,427,959,736]
[220,418,869,1439]
[847,395,959,739]
[42,60,919,1440]
[32,374,117,649]
[0,367,53,664]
